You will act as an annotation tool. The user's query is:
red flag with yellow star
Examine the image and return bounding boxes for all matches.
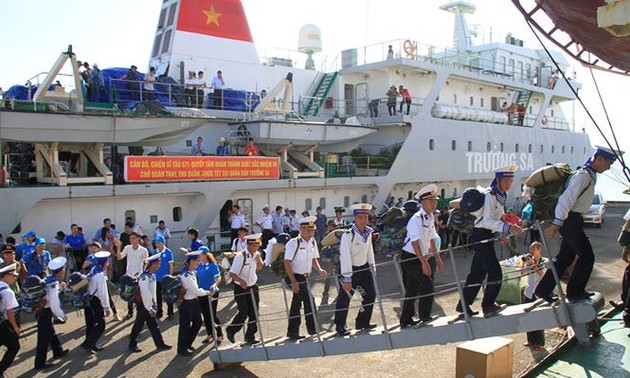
[176,0,253,42]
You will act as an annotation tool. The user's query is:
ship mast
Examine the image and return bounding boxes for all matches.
[439,1,476,52]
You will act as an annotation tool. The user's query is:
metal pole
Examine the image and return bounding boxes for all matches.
[305,276,326,357]
[281,280,290,318]
[448,245,475,339]
[370,265,393,350]
[392,254,406,296]
[207,293,222,363]
[249,287,269,360]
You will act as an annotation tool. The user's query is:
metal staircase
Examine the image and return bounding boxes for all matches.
[302,72,338,117]
[515,90,532,108]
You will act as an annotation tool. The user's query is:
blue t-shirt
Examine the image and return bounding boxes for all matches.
[64,233,86,251]
[196,262,220,290]
[190,238,205,252]
[23,251,51,276]
[155,248,174,282]
[16,243,35,261]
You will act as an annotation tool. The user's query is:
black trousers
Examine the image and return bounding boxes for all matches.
[84,296,106,349]
[536,212,594,298]
[622,260,630,325]
[460,228,502,311]
[156,281,174,318]
[72,249,87,271]
[523,295,545,346]
[227,284,259,341]
[231,228,239,243]
[400,253,436,324]
[177,298,202,353]
[129,303,165,348]
[213,88,223,109]
[261,229,274,249]
[35,308,64,368]
[199,292,223,338]
[287,274,316,335]
[0,321,20,374]
[334,263,376,329]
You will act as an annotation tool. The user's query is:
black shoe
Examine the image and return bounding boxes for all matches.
[226,329,235,343]
[418,316,434,323]
[156,344,172,351]
[287,333,305,340]
[358,324,377,331]
[400,319,420,329]
[483,303,505,318]
[54,318,66,325]
[567,291,594,301]
[178,351,192,357]
[34,361,55,370]
[456,303,479,316]
[187,345,195,352]
[336,327,351,337]
[80,344,97,355]
[93,344,105,352]
[244,339,260,345]
[53,349,69,359]
[129,346,142,353]
[609,300,624,310]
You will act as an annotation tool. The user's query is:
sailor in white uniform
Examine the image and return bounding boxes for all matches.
[35,257,69,370]
[129,253,171,352]
[536,146,622,302]
[177,250,209,356]
[226,234,264,344]
[0,263,21,377]
[334,204,377,336]
[283,217,327,339]
[256,205,274,248]
[231,225,249,252]
[400,185,444,327]
[83,251,111,354]
[458,166,522,317]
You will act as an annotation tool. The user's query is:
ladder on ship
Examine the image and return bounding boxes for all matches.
[515,90,532,108]
[208,227,604,368]
[302,72,338,117]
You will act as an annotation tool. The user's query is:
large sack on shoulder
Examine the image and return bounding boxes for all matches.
[321,229,346,247]
[525,163,571,187]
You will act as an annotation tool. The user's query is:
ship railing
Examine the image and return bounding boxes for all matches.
[303,96,424,121]
[325,155,393,178]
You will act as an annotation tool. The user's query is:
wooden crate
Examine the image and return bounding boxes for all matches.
[456,337,513,378]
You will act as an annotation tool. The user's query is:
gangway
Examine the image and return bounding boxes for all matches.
[208,222,603,367]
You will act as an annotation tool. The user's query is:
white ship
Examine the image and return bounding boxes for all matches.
[0,0,591,250]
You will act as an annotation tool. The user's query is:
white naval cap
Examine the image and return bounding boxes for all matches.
[0,263,17,276]
[185,250,202,259]
[48,256,67,271]
[298,215,317,229]
[94,251,111,259]
[414,184,440,201]
[493,165,517,178]
[594,145,624,161]
[246,233,263,244]
[351,203,372,215]
[145,252,162,264]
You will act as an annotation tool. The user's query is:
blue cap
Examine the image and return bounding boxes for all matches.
[594,145,623,161]
[154,235,166,243]
[36,237,46,245]
[197,246,210,253]
[276,233,291,244]
[24,230,37,238]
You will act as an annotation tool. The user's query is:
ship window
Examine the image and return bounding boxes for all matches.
[469,96,473,106]
[552,145,555,154]
[344,196,350,208]
[319,197,326,209]
[540,145,544,153]
[487,142,491,152]
[571,146,574,154]
[500,142,504,152]
[453,94,457,104]
[468,141,472,152]
[526,63,531,79]
[500,57,506,73]
[172,207,182,222]
[528,144,532,153]
[161,29,172,54]
[451,140,456,151]
[158,7,167,28]
[551,110,554,117]
[515,143,519,153]
[361,194,368,203]
[480,98,484,108]
[124,210,136,224]
[562,146,565,154]
[167,3,177,26]
[152,34,162,58]
[429,139,435,150]
[305,198,312,211]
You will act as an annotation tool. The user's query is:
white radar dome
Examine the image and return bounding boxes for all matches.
[298,24,322,54]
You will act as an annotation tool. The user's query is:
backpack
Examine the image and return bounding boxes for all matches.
[448,187,486,233]
[527,164,591,221]
[377,209,411,253]
[19,275,47,314]
[118,274,140,303]
[270,238,299,278]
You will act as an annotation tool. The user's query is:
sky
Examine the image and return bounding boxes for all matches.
[1,0,629,198]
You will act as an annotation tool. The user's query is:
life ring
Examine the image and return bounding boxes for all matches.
[403,40,416,57]
[541,115,548,126]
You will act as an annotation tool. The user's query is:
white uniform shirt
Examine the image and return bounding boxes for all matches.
[230,213,246,229]
[138,272,157,312]
[181,271,209,300]
[88,271,110,311]
[211,76,225,89]
[263,238,277,266]
[553,168,596,227]
[257,214,273,230]
[524,257,549,299]
[339,229,375,279]
[121,244,149,276]
[229,251,260,287]
[403,208,439,256]
[624,208,630,222]
[476,189,510,234]
[231,237,247,252]
[284,236,319,275]
[45,280,66,320]
[0,281,19,319]
[333,218,347,228]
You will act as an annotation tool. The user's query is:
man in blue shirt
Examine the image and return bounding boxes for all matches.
[16,231,37,261]
[153,236,174,320]
[191,136,208,156]
[64,224,87,271]
[22,238,51,278]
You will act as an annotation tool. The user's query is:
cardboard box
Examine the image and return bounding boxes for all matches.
[456,337,513,378]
